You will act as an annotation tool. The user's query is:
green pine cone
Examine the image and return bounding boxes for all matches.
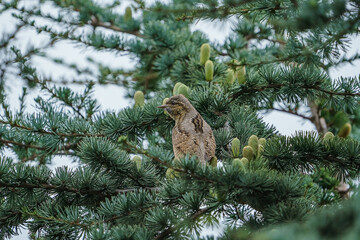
[177,84,190,98]
[117,135,128,143]
[163,98,169,105]
[205,60,214,82]
[242,146,254,160]
[210,156,217,168]
[124,6,132,21]
[200,43,211,65]
[232,158,241,167]
[209,188,217,198]
[231,137,241,158]
[173,82,183,95]
[232,157,248,171]
[240,157,249,165]
[162,98,169,115]
[338,123,352,138]
[132,156,142,170]
[259,138,266,146]
[323,132,335,141]
[248,135,259,157]
[258,144,264,157]
[134,91,145,107]
[166,168,179,180]
[236,66,246,84]
[225,69,235,85]
[209,188,226,202]
[333,111,349,128]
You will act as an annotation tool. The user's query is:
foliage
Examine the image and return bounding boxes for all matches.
[0,0,359,239]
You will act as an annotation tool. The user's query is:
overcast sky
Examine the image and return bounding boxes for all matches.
[1,1,359,239]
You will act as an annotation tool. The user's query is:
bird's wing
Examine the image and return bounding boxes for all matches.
[172,125,202,161]
[204,125,216,162]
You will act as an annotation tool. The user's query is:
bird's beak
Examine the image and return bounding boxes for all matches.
[157,104,169,109]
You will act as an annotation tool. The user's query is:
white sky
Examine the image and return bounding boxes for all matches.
[1,1,359,239]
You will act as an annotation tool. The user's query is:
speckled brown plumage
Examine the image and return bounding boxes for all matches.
[158,94,216,163]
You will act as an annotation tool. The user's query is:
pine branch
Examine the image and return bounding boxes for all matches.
[177,5,284,21]
[0,181,108,196]
[271,108,313,122]
[91,17,144,38]
[103,205,156,224]
[231,83,360,100]
[312,86,360,97]
[13,15,129,52]
[0,181,158,197]
[0,119,104,137]
[119,139,217,184]
[326,53,360,69]
[119,138,303,213]
[142,0,283,22]
[21,151,75,162]
[1,0,360,238]
[154,206,212,240]
[0,211,21,224]
[227,53,304,68]
[0,138,48,150]
[7,1,144,39]
[24,211,89,229]
[0,23,26,49]
[0,137,77,152]
[40,83,86,119]
[309,102,327,133]
[263,132,360,176]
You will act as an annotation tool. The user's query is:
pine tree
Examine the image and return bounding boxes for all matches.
[0,0,360,239]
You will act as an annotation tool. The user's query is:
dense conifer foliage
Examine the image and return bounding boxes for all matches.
[0,0,359,239]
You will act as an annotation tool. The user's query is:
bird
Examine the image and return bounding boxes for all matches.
[157,94,216,164]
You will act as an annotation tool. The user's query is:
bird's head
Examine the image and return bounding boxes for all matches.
[157,94,193,121]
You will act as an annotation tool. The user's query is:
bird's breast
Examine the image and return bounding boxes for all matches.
[172,118,214,163]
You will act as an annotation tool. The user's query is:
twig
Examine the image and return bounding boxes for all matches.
[0,119,104,137]
[231,83,360,100]
[154,207,212,240]
[0,181,159,197]
[271,108,313,121]
[309,102,327,133]
[0,138,47,150]
[91,18,145,38]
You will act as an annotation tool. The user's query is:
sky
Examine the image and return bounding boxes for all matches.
[0,0,359,239]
